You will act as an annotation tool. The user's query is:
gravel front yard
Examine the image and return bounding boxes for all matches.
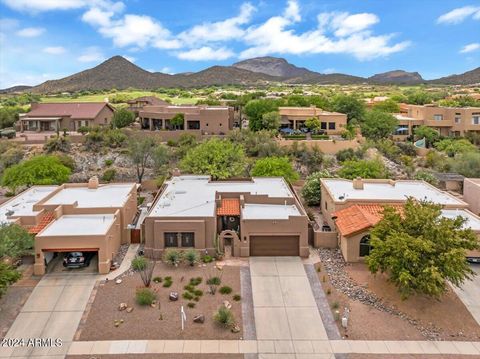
[78,261,243,341]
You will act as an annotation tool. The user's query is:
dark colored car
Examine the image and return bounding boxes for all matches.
[63,252,94,268]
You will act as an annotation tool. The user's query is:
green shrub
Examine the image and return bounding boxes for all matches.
[213,307,235,328]
[167,139,177,147]
[54,153,75,171]
[190,277,202,286]
[193,296,200,302]
[164,249,182,266]
[135,288,156,306]
[187,302,196,308]
[153,276,162,283]
[202,255,213,263]
[206,276,221,285]
[233,294,241,301]
[77,126,90,135]
[331,301,339,310]
[182,292,194,300]
[219,286,232,295]
[44,135,71,153]
[165,276,172,281]
[162,279,173,288]
[131,256,147,271]
[0,263,21,297]
[193,289,203,297]
[102,168,116,182]
[105,159,113,167]
[184,249,199,266]
[184,284,194,291]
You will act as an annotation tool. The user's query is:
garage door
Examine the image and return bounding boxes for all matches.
[250,235,299,256]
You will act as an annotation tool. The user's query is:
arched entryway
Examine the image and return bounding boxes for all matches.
[359,234,372,257]
[219,230,240,257]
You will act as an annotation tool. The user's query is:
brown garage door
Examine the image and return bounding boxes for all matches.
[250,235,299,256]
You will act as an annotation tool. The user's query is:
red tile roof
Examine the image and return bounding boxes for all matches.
[217,198,241,216]
[333,204,403,237]
[26,102,114,119]
[29,212,55,234]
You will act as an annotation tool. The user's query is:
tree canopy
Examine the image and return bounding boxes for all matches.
[170,113,185,129]
[112,108,135,129]
[434,138,478,157]
[0,223,34,259]
[301,170,334,206]
[128,137,156,183]
[337,159,388,179]
[245,99,281,131]
[450,152,480,177]
[305,117,321,132]
[180,138,246,179]
[1,155,71,192]
[414,125,440,147]
[250,156,299,182]
[360,110,398,140]
[331,94,365,123]
[372,99,400,113]
[260,111,281,130]
[366,199,479,299]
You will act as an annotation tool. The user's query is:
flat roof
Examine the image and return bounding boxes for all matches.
[0,186,58,224]
[441,209,480,231]
[43,184,135,208]
[149,176,294,217]
[322,179,465,206]
[242,204,301,220]
[37,214,115,236]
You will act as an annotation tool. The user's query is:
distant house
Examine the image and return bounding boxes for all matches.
[127,96,170,115]
[19,102,115,132]
[278,106,347,135]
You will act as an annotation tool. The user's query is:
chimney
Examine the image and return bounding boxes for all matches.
[353,177,364,190]
[88,176,99,189]
[172,168,181,177]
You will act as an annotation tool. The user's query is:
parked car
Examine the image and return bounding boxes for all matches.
[0,128,16,139]
[63,252,94,268]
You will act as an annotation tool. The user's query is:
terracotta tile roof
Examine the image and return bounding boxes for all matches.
[333,204,403,237]
[29,212,55,234]
[25,102,113,119]
[217,198,240,216]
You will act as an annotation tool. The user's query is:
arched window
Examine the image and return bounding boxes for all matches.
[359,235,371,257]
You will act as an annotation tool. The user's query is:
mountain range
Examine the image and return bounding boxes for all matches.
[3,56,480,94]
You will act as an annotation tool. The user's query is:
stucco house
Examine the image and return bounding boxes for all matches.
[143,175,309,259]
[0,177,137,275]
[19,102,115,132]
[278,106,348,135]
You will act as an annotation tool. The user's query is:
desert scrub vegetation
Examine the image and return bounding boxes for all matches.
[135,288,156,306]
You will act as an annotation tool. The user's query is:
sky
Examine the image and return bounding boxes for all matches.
[0,0,479,88]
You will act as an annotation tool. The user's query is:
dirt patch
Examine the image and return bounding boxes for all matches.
[78,262,243,341]
[347,263,480,341]
[67,355,243,359]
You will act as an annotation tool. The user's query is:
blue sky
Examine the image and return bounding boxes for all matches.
[0,0,479,88]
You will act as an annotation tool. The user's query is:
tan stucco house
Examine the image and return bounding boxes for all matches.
[278,106,348,135]
[143,175,309,259]
[19,102,115,132]
[463,178,480,216]
[0,178,137,275]
[318,178,480,262]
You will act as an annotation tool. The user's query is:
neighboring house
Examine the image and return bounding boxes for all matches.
[139,105,234,135]
[19,102,115,132]
[0,177,137,275]
[278,106,347,135]
[127,96,170,115]
[393,104,480,139]
[143,175,309,259]
[318,178,480,262]
[464,178,480,216]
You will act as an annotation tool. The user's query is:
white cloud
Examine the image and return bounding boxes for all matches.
[81,7,114,27]
[16,27,45,37]
[159,66,174,74]
[437,5,480,24]
[322,68,335,74]
[460,43,480,53]
[1,0,124,12]
[284,0,301,22]
[178,3,255,46]
[122,55,135,62]
[43,46,66,54]
[177,46,235,61]
[240,6,409,60]
[78,46,105,62]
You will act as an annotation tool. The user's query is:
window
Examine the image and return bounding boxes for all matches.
[320,122,327,130]
[181,232,195,247]
[359,235,371,257]
[328,122,336,130]
[472,113,480,125]
[395,125,409,135]
[164,232,178,247]
[433,114,443,121]
[324,201,328,210]
[104,118,108,124]
[455,114,461,124]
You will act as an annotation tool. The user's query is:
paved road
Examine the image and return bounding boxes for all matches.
[453,264,480,326]
[0,272,98,358]
[250,257,328,343]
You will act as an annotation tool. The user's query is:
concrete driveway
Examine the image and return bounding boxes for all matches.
[0,272,98,358]
[453,264,480,326]
[250,257,328,343]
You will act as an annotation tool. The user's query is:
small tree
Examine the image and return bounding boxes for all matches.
[360,110,398,140]
[1,155,71,193]
[128,137,156,183]
[338,159,388,179]
[251,156,299,182]
[414,126,440,148]
[372,99,400,113]
[0,223,34,259]
[260,111,280,130]
[112,108,135,129]
[170,113,184,130]
[138,258,155,287]
[305,117,321,132]
[180,138,246,180]
[301,170,334,206]
[367,199,479,299]
[44,135,71,153]
[450,152,480,177]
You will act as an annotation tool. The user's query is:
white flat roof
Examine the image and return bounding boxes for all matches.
[441,209,480,231]
[322,179,465,206]
[242,204,301,220]
[0,186,58,224]
[44,184,134,208]
[37,214,116,236]
[149,176,294,217]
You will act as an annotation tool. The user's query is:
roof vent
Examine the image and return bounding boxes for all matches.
[88,176,99,189]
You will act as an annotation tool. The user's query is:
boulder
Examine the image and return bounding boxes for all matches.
[193,314,205,323]
[118,303,128,311]
[126,307,134,313]
[115,279,122,284]
[169,292,179,301]
[231,325,240,333]
[223,300,232,309]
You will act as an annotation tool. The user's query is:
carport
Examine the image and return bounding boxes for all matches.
[33,213,121,275]
[43,248,99,274]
